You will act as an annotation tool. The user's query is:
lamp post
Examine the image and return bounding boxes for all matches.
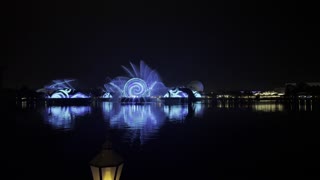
[90,139,124,180]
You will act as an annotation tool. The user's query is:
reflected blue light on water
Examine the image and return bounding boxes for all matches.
[42,102,207,134]
[111,105,160,128]
[193,102,205,117]
[163,105,188,120]
[215,100,316,112]
[44,106,91,130]
[99,102,206,144]
[163,103,205,120]
[39,100,317,145]
[102,103,167,145]
[15,99,320,180]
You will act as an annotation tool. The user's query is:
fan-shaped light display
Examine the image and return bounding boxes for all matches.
[37,79,90,98]
[104,61,168,100]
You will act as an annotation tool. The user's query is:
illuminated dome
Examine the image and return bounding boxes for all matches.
[187,81,204,92]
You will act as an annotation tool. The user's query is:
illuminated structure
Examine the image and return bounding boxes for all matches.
[102,92,113,98]
[163,81,203,99]
[163,88,188,98]
[36,63,205,103]
[104,61,168,101]
[37,79,90,98]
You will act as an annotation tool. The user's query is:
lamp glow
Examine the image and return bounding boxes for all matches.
[90,140,124,180]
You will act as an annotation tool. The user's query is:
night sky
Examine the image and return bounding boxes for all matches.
[5,0,319,91]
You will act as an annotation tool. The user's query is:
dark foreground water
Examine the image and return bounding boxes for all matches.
[13,100,320,180]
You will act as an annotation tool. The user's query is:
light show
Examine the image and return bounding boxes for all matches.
[37,79,90,98]
[123,78,149,97]
[163,87,202,98]
[163,88,188,98]
[102,92,112,98]
[35,62,205,102]
[39,101,206,145]
[104,61,168,100]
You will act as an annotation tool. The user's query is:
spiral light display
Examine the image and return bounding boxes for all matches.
[50,88,72,98]
[123,78,149,97]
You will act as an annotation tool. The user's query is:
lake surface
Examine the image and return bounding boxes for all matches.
[13,100,320,180]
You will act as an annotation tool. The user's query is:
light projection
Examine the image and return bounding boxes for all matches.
[50,88,72,98]
[41,79,75,91]
[163,88,188,98]
[104,61,168,101]
[163,88,201,98]
[50,88,89,98]
[193,90,202,98]
[123,78,149,97]
[102,92,113,98]
[43,106,91,130]
[37,79,90,98]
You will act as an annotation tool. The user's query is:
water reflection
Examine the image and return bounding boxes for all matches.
[44,106,91,130]
[109,104,165,129]
[193,102,205,117]
[101,102,206,145]
[215,100,317,112]
[102,103,166,145]
[252,102,284,112]
[163,105,188,120]
[163,102,205,121]
[297,100,313,112]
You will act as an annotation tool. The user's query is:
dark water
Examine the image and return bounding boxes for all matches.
[13,100,320,180]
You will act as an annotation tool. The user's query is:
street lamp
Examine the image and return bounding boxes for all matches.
[90,140,124,180]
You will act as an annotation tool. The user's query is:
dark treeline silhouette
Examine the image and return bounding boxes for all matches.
[285,82,320,96]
